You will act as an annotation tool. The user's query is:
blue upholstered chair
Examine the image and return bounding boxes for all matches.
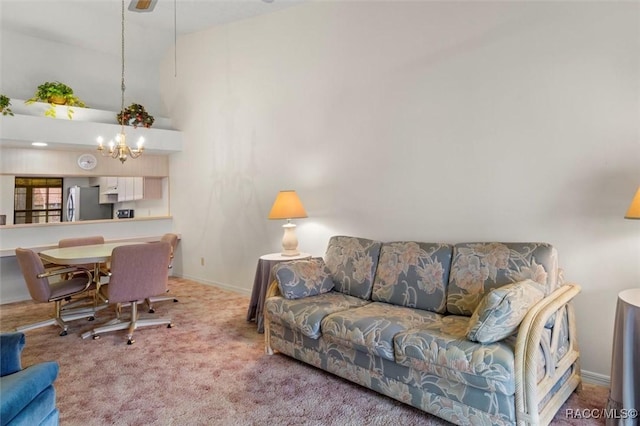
[0,333,59,426]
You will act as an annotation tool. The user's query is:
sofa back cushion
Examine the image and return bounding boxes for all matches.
[274,258,335,300]
[324,236,382,300]
[371,242,453,313]
[447,242,558,316]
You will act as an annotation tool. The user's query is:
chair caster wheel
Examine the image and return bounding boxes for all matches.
[167,323,173,328]
[148,308,155,314]
[59,330,68,336]
[88,316,95,321]
[127,339,134,345]
[92,335,100,340]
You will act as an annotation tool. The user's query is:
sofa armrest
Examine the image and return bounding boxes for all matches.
[0,361,59,424]
[514,282,582,426]
[0,333,26,377]
[265,279,281,300]
[263,280,281,356]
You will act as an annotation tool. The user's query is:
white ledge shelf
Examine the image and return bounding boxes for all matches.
[0,100,182,154]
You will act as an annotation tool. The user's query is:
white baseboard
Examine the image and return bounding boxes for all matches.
[177,273,252,296]
[581,370,610,387]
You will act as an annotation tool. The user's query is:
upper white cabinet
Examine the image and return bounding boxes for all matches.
[89,177,118,204]
[116,177,161,201]
[117,177,139,201]
[89,176,162,202]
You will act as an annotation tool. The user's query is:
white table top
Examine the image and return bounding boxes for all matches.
[39,242,142,265]
[619,288,640,307]
[259,252,311,261]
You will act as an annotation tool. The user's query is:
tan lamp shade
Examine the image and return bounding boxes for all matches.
[268,190,307,256]
[625,187,640,219]
[268,190,308,220]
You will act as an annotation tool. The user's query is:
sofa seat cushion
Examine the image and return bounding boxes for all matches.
[265,291,370,339]
[321,302,443,362]
[394,316,517,395]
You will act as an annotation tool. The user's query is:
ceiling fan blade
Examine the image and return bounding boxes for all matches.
[128,0,157,13]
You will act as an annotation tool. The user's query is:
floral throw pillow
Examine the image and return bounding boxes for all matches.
[467,279,545,344]
[274,258,335,300]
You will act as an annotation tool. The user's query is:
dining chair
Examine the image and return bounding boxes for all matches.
[145,233,179,313]
[81,242,173,344]
[15,248,95,336]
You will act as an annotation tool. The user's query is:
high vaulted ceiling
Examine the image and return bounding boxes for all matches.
[1,0,307,63]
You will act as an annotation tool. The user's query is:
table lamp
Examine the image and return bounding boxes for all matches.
[268,190,308,256]
[624,186,640,219]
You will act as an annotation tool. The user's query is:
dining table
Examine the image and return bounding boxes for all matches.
[40,241,141,268]
[39,241,143,301]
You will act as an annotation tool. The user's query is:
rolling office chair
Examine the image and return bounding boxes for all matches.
[145,233,179,313]
[15,248,94,336]
[58,235,104,251]
[81,242,173,345]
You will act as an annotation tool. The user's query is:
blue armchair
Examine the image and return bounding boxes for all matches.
[0,333,59,426]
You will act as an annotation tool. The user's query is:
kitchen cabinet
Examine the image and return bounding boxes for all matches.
[89,177,118,204]
[116,177,128,201]
[89,176,162,202]
[142,177,162,199]
[117,177,139,201]
[116,177,161,201]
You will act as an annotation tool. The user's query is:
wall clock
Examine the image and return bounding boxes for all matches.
[77,153,97,170]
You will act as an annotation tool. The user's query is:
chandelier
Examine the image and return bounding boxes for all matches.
[97,0,144,163]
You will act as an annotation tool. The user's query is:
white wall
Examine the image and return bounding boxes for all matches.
[0,175,14,225]
[160,2,639,379]
[0,29,165,116]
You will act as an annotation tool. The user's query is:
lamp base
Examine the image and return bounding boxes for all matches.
[281,223,300,257]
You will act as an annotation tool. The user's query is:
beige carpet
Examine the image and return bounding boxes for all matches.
[0,278,607,425]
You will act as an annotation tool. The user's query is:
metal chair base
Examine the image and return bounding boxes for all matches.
[15,303,105,336]
[145,293,179,313]
[81,301,172,344]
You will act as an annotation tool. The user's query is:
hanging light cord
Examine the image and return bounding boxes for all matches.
[174,0,178,77]
[96,0,144,163]
[120,0,126,134]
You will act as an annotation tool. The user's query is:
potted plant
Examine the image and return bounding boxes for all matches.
[0,95,14,116]
[117,103,155,128]
[25,81,86,119]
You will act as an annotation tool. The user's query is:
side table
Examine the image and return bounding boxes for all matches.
[246,252,311,333]
[606,288,640,426]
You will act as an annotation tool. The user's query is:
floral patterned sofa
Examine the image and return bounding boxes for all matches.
[264,236,582,426]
